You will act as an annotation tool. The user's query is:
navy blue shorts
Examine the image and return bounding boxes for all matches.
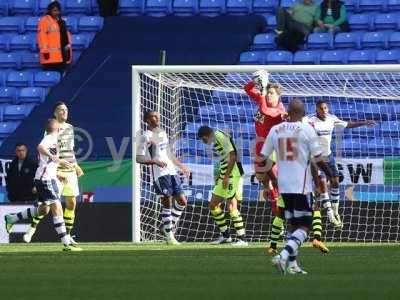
[320,155,340,178]
[154,175,184,198]
[34,179,61,205]
[281,193,313,228]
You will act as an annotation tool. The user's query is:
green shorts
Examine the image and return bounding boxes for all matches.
[213,176,243,200]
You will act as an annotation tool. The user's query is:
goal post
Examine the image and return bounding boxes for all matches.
[132,64,400,243]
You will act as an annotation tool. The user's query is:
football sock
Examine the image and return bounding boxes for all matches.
[211,207,228,237]
[10,207,38,224]
[323,201,335,223]
[53,216,69,245]
[280,228,308,261]
[312,210,323,241]
[171,201,186,226]
[332,201,340,217]
[330,188,340,204]
[63,208,75,235]
[230,209,245,238]
[270,216,284,248]
[161,207,173,233]
[30,214,44,229]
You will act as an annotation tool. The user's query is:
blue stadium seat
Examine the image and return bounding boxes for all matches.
[387,0,400,11]
[347,49,377,64]
[349,14,373,30]
[37,0,65,14]
[0,35,10,51]
[78,16,103,32]
[361,31,388,49]
[293,50,320,64]
[34,71,60,87]
[280,0,296,9]
[62,16,78,33]
[198,0,225,16]
[6,71,33,87]
[252,33,276,50]
[0,53,20,69]
[72,34,89,50]
[20,53,40,68]
[18,87,46,104]
[9,34,36,52]
[0,17,24,33]
[24,17,42,35]
[172,0,198,16]
[388,31,400,47]
[0,121,19,138]
[145,0,172,16]
[373,13,399,30]
[3,104,35,121]
[343,0,357,12]
[265,14,276,31]
[8,0,36,15]
[239,51,264,64]
[334,32,362,49]
[375,49,400,63]
[358,0,387,12]
[65,0,91,15]
[252,0,277,14]
[265,50,293,64]
[320,50,348,64]
[307,33,333,49]
[0,0,8,16]
[226,0,252,15]
[72,50,82,63]
[0,87,17,104]
[118,0,145,15]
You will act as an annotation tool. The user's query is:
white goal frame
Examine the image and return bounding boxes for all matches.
[131,64,400,243]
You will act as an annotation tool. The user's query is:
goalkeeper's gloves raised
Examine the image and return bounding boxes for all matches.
[252,70,269,89]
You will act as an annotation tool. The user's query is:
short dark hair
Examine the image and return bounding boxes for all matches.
[47,1,61,12]
[53,101,67,112]
[197,126,213,139]
[316,99,327,107]
[15,143,27,149]
[144,110,157,121]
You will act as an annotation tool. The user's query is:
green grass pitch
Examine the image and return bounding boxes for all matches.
[0,242,399,300]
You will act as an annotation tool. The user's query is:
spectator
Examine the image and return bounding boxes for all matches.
[314,0,350,34]
[5,143,38,203]
[37,1,72,74]
[98,0,119,17]
[275,0,318,52]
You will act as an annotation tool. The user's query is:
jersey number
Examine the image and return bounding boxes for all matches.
[278,138,299,161]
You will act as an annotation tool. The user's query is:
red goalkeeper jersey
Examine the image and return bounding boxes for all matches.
[244,81,286,138]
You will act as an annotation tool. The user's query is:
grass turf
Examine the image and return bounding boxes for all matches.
[0,242,399,300]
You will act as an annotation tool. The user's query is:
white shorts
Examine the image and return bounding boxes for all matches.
[58,170,80,197]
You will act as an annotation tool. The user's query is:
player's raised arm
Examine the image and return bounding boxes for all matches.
[244,70,269,103]
[345,119,376,129]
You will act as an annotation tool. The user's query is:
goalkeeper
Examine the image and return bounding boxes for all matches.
[198,126,247,246]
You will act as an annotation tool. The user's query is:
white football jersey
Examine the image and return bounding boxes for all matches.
[137,128,177,181]
[261,121,323,194]
[35,133,59,181]
[304,114,348,156]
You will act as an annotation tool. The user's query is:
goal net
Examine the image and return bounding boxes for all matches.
[132,65,400,243]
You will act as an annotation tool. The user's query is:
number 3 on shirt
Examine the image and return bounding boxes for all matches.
[278,138,299,161]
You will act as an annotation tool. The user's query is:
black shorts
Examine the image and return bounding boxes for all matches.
[154,175,183,198]
[35,179,61,205]
[281,193,313,228]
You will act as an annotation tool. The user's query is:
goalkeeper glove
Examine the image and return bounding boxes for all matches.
[252,70,269,89]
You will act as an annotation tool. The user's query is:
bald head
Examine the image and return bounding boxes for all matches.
[288,99,305,122]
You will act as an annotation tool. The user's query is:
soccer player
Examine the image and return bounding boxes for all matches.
[198,126,247,246]
[261,99,333,274]
[244,70,287,253]
[136,111,190,245]
[4,119,82,251]
[23,102,84,243]
[305,100,376,228]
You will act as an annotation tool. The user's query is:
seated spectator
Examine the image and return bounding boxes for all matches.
[314,0,350,34]
[98,0,119,17]
[275,0,318,52]
[5,143,38,203]
[37,1,72,74]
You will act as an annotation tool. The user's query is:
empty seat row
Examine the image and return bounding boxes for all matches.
[0,121,20,138]
[0,16,102,33]
[0,86,46,104]
[239,49,400,64]
[0,70,60,87]
[0,0,100,16]
[0,103,36,121]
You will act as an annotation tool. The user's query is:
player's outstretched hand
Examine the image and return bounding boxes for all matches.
[154,159,167,168]
[181,165,191,179]
[59,159,73,169]
[366,120,376,128]
[252,70,269,88]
